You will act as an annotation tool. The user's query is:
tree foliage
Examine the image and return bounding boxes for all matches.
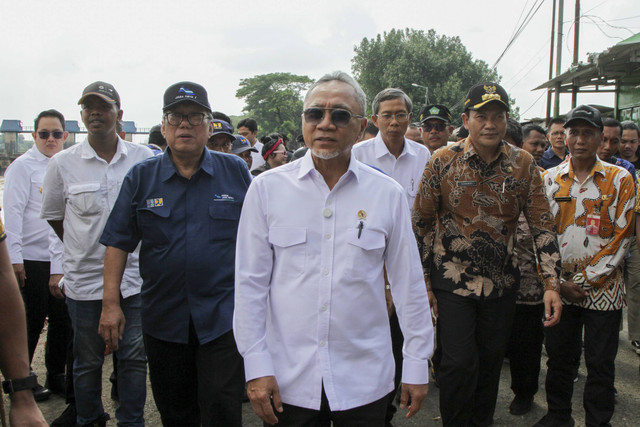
[351,29,518,124]
[236,72,313,140]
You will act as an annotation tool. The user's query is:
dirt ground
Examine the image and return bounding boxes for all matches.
[4,308,640,426]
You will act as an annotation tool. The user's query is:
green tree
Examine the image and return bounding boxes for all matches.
[352,29,519,124]
[236,72,313,141]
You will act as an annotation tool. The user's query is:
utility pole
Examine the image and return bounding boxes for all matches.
[571,0,580,108]
[546,0,557,124]
[553,0,564,117]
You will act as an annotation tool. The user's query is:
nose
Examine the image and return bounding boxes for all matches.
[317,110,335,129]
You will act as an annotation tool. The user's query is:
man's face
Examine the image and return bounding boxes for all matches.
[162,103,213,157]
[547,123,565,150]
[598,126,622,160]
[620,128,640,161]
[236,150,253,169]
[371,98,412,146]
[32,116,67,158]
[420,119,452,153]
[405,127,423,145]
[303,80,367,161]
[207,134,233,153]
[80,96,122,138]
[238,126,257,144]
[521,130,546,163]
[462,103,508,151]
[565,122,602,163]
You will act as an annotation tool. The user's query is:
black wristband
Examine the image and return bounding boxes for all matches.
[2,373,38,394]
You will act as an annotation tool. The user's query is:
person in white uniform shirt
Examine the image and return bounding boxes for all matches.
[234,71,434,426]
[41,81,153,427]
[3,109,68,402]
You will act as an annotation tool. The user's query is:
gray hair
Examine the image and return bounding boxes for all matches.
[304,71,367,115]
[371,88,413,115]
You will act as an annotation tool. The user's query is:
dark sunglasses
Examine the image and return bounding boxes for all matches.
[37,131,65,140]
[303,108,364,128]
[422,123,447,132]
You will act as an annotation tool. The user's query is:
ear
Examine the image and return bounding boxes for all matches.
[117,109,124,121]
[32,131,37,140]
[357,118,368,141]
[63,131,69,141]
[208,120,214,137]
[462,113,470,130]
[371,114,379,128]
[408,112,414,121]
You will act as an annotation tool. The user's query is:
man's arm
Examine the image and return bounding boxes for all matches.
[98,246,128,351]
[3,162,30,288]
[0,239,47,426]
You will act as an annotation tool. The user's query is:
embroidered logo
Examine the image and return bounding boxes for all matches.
[146,198,164,208]
[213,194,235,202]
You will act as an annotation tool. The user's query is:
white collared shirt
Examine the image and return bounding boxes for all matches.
[41,137,153,301]
[352,134,431,208]
[250,141,265,171]
[3,145,63,272]
[234,151,433,411]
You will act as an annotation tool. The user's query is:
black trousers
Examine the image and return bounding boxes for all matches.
[544,305,621,426]
[267,385,388,427]
[507,303,544,398]
[434,289,516,426]
[144,327,244,427]
[384,310,404,426]
[20,260,71,376]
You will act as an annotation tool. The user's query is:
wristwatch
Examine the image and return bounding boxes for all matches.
[2,372,38,394]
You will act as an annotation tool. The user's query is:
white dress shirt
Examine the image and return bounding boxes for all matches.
[234,151,433,411]
[3,144,63,273]
[41,137,153,301]
[352,134,431,208]
[250,141,265,171]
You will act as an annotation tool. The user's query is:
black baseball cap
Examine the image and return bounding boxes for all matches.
[78,81,120,107]
[419,104,453,124]
[163,81,211,112]
[231,134,258,155]
[564,105,603,130]
[211,120,234,140]
[149,124,162,135]
[464,82,509,111]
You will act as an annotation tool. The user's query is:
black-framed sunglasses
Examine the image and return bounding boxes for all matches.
[165,112,207,126]
[421,123,448,132]
[37,131,65,140]
[302,108,364,128]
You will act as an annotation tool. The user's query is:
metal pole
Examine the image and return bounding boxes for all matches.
[546,0,557,123]
[554,0,564,117]
[571,0,580,108]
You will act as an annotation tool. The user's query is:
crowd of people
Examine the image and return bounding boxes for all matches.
[0,73,639,427]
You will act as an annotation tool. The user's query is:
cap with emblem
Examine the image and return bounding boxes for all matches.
[78,81,120,107]
[231,134,258,155]
[464,82,509,112]
[163,81,211,112]
[564,105,603,130]
[211,120,234,141]
[419,104,453,124]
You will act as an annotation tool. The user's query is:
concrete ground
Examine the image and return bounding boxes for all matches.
[4,308,639,426]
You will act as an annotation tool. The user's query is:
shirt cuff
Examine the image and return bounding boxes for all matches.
[243,351,275,383]
[401,359,430,385]
[50,261,64,275]
[543,276,560,293]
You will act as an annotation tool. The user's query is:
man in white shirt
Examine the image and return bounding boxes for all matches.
[41,81,153,427]
[237,118,265,171]
[3,109,68,402]
[234,71,434,426]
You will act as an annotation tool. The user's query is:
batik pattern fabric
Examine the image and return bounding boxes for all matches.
[544,160,636,310]
[514,212,544,304]
[413,139,561,300]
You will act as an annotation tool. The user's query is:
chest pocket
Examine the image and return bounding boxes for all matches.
[345,228,386,282]
[268,227,307,280]
[67,183,103,215]
[209,202,241,240]
[136,206,171,247]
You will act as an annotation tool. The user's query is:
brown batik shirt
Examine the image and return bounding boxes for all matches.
[412,139,561,299]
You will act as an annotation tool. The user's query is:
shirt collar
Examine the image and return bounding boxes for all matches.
[80,135,128,161]
[297,149,360,183]
[29,144,50,162]
[373,133,415,159]
[461,138,509,163]
[159,147,212,182]
[562,156,607,181]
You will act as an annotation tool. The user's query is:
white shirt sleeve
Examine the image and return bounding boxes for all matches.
[40,156,66,221]
[3,161,30,264]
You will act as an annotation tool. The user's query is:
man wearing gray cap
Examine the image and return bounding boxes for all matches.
[231,134,258,170]
[99,81,251,426]
[41,81,153,427]
[536,105,636,427]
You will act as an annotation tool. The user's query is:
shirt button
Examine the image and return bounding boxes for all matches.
[321,305,327,311]
[325,234,331,240]
[322,268,329,276]
[323,208,332,218]
[319,341,325,347]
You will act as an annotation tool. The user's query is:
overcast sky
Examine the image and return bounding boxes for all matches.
[2,0,639,130]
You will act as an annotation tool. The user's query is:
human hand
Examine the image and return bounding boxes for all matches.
[559,280,588,304]
[247,376,283,425]
[542,289,563,327]
[9,389,48,426]
[98,304,125,351]
[399,383,429,418]
[48,274,65,299]
[13,264,25,288]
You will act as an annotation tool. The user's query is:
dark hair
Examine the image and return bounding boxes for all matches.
[603,117,622,136]
[261,134,285,159]
[621,120,640,138]
[34,109,66,131]
[237,118,258,133]
[547,117,565,131]
[522,124,546,141]
[212,111,232,129]
[364,122,378,135]
[457,126,469,139]
[505,118,523,147]
[149,125,167,148]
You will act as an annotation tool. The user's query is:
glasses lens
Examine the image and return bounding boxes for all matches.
[187,113,205,126]
[395,113,409,123]
[303,108,325,124]
[330,109,353,128]
[38,131,65,139]
[423,123,446,132]
[52,131,65,139]
[38,131,50,139]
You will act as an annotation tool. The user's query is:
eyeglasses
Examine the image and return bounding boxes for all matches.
[165,112,207,126]
[37,131,65,140]
[549,131,564,137]
[421,123,447,132]
[376,112,410,123]
[302,108,364,128]
[272,150,287,156]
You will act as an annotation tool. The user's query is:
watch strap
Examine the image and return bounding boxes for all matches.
[2,373,38,394]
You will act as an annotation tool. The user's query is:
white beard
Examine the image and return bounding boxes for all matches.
[311,148,341,160]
